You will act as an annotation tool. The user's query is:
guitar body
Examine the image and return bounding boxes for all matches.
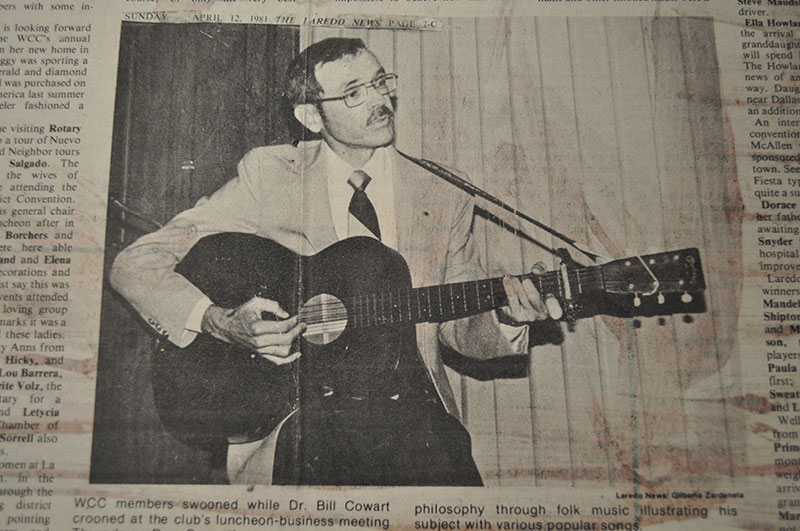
[151,234,424,449]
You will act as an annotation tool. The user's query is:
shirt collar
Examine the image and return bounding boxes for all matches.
[323,142,396,247]
[322,142,390,183]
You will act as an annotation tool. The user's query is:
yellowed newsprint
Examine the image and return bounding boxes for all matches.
[0,0,798,528]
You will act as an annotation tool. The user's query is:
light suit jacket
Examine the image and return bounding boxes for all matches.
[110,140,525,415]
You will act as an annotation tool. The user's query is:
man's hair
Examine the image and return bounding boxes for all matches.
[285,37,368,106]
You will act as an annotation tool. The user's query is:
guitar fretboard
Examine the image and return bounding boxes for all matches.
[345,267,605,329]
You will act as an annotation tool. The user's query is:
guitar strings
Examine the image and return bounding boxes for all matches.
[295,271,607,316]
[295,269,609,327]
[295,256,684,327]
[296,271,607,311]
[295,269,607,315]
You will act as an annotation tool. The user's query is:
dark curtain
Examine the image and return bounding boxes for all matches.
[90,22,299,484]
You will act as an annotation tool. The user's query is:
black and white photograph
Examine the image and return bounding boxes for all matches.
[90,17,741,490]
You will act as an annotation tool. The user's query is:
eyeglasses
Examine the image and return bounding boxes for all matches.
[311,73,398,108]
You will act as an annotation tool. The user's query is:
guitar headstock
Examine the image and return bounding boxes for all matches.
[601,248,705,296]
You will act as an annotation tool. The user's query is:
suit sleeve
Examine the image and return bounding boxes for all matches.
[437,187,529,360]
[109,151,268,347]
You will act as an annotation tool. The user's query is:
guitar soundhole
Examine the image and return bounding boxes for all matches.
[300,293,348,346]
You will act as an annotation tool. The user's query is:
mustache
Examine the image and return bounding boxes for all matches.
[367,106,394,126]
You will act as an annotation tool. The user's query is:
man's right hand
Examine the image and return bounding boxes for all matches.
[201,296,306,365]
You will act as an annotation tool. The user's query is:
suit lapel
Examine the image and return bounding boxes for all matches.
[391,149,461,413]
[392,149,448,286]
[393,150,426,275]
[300,142,338,253]
[393,149,415,261]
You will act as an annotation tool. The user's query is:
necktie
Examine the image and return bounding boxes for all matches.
[348,170,381,240]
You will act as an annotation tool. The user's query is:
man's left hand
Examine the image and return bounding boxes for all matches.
[500,263,552,323]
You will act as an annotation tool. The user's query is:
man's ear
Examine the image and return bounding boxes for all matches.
[293,104,324,134]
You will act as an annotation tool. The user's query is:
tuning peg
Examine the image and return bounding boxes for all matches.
[681,292,693,303]
[633,294,641,307]
[657,293,665,305]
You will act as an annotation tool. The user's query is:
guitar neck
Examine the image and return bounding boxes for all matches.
[346,266,604,329]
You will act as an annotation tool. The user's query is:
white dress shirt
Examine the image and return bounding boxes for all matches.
[324,143,397,249]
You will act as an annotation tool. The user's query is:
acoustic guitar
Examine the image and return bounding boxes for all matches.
[151,233,705,449]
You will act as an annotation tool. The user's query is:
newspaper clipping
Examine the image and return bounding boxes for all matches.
[0,0,798,528]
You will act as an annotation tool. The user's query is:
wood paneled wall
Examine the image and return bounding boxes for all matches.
[92,22,299,483]
[307,17,742,487]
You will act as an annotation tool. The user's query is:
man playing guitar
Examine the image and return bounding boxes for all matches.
[111,37,550,485]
